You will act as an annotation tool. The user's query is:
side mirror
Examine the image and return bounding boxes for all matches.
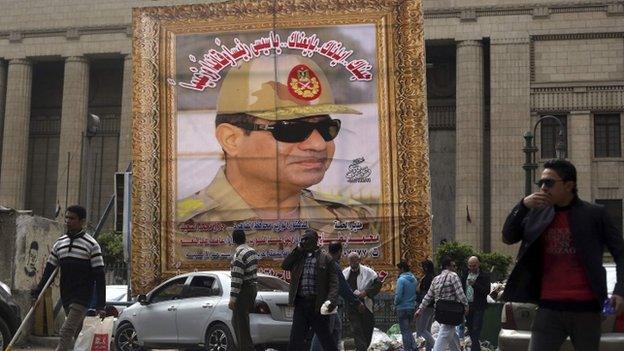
[138,294,148,305]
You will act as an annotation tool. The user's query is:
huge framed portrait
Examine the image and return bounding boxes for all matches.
[132,0,431,293]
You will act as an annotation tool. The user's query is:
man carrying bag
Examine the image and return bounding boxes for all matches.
[415,257,468,351]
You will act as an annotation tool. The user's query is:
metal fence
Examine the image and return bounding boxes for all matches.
[105,262,128,285]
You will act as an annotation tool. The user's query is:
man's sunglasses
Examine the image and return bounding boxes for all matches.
[238,118,341,143]
[536,178,565,188]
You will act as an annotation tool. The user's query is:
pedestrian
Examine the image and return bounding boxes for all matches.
[415,259,435,351]
[415,257,468,351]
[343,252,383,351]
[394,259,418,351]
[461,256,490,351]
[228,229,259,351]
[31,205,106,351]
[311,241,365,351]
[282,229,339,351]
[502,159,624,351]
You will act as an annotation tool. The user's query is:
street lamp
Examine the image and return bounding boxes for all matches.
[522,115,566,196]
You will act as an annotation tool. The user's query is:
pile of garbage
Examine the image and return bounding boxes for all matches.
[366,323,497,351]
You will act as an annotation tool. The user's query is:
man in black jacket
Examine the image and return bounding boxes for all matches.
[32,205,106,351]
[461,256,490,351]
[281,229,339,351]
[502,159,624,351]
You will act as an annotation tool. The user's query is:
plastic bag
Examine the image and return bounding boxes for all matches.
[368,328,392,351]
[74,316,114,351]
[386,323,401,336]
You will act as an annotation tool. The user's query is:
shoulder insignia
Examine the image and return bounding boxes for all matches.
[302,189,374,218]
[177,196,217,222]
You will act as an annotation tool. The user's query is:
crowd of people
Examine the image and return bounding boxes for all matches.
[394,255,489,351]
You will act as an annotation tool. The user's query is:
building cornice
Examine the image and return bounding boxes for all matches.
[0,25,130,42]
[531,83,624,112]
[424,1,622,19]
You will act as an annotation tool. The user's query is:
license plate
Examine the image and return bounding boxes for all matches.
[283,306,294,319]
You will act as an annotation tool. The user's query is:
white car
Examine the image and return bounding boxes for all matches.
[114,271,292,351]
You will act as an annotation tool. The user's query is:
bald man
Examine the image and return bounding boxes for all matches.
[461,256,490,351]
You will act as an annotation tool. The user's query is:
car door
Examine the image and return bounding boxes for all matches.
[136,276,188,345]
[176,274,223,344]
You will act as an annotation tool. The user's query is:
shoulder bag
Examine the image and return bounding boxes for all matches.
[434,273,465,326]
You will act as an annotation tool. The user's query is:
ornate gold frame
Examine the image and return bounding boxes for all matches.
[132,0,431,293]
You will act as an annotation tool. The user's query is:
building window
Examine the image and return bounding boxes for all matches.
[596,199,623,236]
[594,114,621,158]
[540,115,567,159]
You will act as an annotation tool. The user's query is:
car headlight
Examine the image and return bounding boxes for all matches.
[0,281,11,295]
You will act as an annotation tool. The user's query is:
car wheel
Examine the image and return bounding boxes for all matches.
[0,316,11,351]
[205,323,236,351]
[115,323,144,351]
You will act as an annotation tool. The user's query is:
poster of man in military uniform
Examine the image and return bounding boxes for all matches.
[132,1,431,289]
[173,26,383,266]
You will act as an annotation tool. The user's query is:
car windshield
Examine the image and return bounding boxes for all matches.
[257,276,289,292]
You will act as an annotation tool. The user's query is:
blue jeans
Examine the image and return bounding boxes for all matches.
[310,313,341,351]
[415,306,435,351]
[433,323,461,351]
[397,309,415,351]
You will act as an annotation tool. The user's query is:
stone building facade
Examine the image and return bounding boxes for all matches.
[0,0,622,255]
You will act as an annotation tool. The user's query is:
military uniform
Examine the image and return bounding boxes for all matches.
[178,167,373,225]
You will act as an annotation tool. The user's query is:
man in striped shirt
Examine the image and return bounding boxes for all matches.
[228,229,259,351]
[416,257,468,351]
[32,205,106,351]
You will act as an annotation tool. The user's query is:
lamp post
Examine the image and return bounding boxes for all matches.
[522,115,566,196]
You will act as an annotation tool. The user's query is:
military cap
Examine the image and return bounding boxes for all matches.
[217,54,361,120]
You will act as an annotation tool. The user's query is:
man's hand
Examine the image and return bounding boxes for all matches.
[97,309,107,320]
[228,300,236,311]
[611,294,624,315]
[357,291,367,298]
[356,302,366,313]
[414,308,422,319]
[522,192,553,209]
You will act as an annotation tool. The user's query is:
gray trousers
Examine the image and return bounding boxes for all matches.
[231,283,257,351]
[528,308,601,351]
[56,303,87,351]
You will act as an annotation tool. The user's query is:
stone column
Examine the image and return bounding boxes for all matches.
[455,40,484,250]
[0,59,33,209]
[118,54,133,171]
[489,37,531,255]
[0,60,7,166]
[568,111,592,200]
[56,56,89,212]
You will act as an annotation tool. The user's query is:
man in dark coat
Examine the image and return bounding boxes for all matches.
[282,229,339,351]
[502,159,624,351]
[461,256,490,351]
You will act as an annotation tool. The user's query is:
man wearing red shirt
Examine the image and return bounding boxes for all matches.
[502,159,624,351]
